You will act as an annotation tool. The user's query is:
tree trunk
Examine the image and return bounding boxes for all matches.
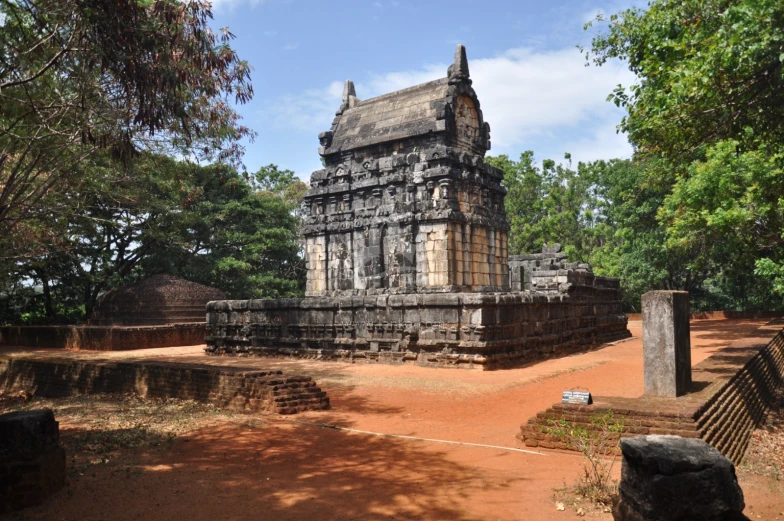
[40,271,54,319]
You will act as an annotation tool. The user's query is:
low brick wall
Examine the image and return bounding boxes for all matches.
[0,323,207,351]
[518,321,784,463]
[0,358,330,415]
[0,409,66,513]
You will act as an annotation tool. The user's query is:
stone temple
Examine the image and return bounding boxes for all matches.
[205,45,630,369]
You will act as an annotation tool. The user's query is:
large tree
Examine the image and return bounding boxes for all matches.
[585,0,784,304]
[487,152,601,260]
[587,0,784,162]
[0,156,305,325]
[0,0,253,247]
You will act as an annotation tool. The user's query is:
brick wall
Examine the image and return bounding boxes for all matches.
[518,323,784,463]
[206,290,630,370]
[0,358,330,415]
[0,323,206,351]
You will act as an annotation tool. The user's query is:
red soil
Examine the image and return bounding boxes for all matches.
[5,318,783,521]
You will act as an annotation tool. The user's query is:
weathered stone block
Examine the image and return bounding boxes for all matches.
[0,409,66,514]
[613,435,744,521]
[642,291,691,397]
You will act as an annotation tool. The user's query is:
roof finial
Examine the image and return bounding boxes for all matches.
[342,80,356,102]
[448,44,471,85]
[335,80,359,115]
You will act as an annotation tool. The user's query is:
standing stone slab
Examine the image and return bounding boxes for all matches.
[613,435,745,521]
[642,290,691,397]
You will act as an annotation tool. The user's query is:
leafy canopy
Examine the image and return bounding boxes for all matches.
[0,0,254,242]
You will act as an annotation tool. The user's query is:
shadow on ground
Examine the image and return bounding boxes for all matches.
[14,422,513,521]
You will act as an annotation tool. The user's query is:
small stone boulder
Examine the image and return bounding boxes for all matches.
[614,435,745,521]
[0,409,66,513]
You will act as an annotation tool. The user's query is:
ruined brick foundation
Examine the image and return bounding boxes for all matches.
[0,323,206,351]
[518,320,784,463]
[0,358,330,414]
[206,285,629,370]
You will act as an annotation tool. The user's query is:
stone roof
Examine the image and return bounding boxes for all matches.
[89,274,226,326]
[323,78,451,154]
[318,45,490,156]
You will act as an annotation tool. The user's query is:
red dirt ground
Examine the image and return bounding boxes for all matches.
[3,318,783,521]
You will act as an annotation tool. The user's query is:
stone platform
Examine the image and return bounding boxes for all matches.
[518,320,784,463]
[0,323,206,351]
[206,288,630,370]
[0,357,330,414]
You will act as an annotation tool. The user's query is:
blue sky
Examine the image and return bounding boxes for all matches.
[210,0,641,179]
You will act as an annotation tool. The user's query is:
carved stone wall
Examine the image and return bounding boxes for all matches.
[302,145,509,296]
[205,283,629,370]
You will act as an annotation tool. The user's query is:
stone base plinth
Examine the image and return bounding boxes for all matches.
[0,323,207,351]
[205,288,630,370]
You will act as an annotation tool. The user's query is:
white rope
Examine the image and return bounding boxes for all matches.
[277,417,546,456]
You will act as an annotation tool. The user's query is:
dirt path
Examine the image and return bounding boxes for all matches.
[3,318,782,521]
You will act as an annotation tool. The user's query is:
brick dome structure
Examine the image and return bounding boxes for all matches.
[89,274,226,326]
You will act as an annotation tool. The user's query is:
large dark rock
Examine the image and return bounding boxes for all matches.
[0,408,66,513]
[0,409,59,462]
[614,435,745,521]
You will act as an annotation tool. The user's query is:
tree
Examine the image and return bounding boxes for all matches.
[0,156,305,325]
[0,0,253,245]
[487,151,602,260]
[586,0,784,162]
[586,0,784,307]
[146,161,306,301]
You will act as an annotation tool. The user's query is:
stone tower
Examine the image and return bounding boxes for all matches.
[303,45,509,296]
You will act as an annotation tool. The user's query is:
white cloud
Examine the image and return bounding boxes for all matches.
[550,118,632,164]
[207,0,264,12]
[270,81,344,133]
[267,46,636,164]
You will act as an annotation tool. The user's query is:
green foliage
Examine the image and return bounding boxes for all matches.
[486,152,602,260]
[540,418,571,439]
[576,0,784,310]
[586,0,784,162]
[573,411,623,506]
[0,155,304,325]
[0,0,253,239]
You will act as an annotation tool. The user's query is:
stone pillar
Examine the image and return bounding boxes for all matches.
[642,290,691,397]
[613,435,745,521]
